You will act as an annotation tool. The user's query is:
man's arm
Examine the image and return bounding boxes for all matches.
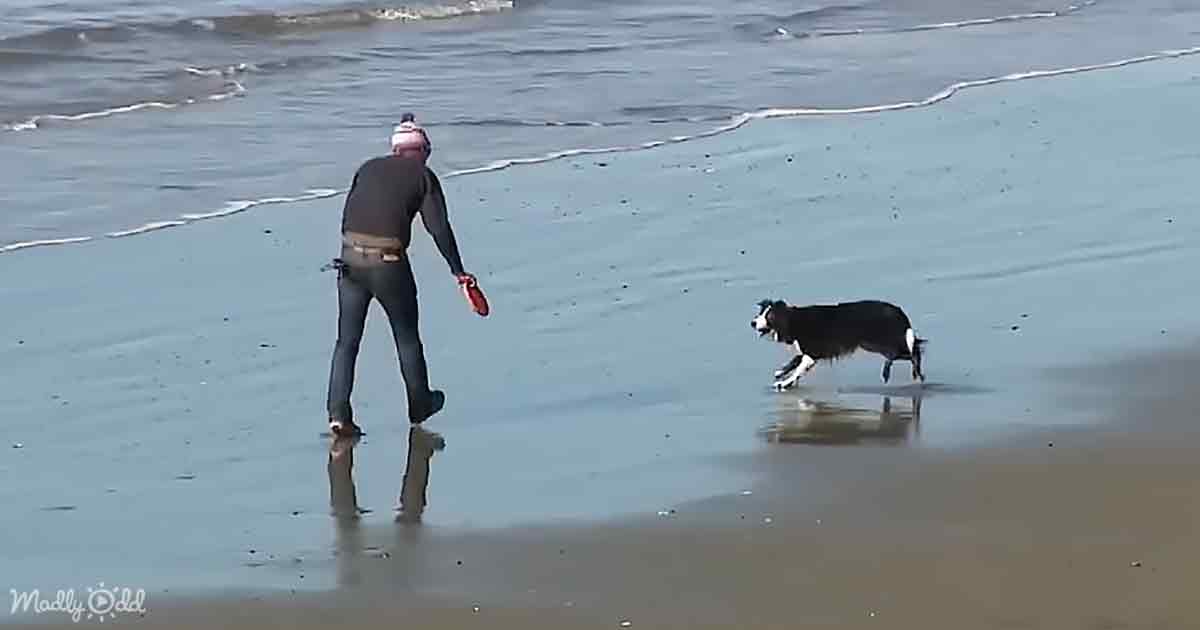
[418,168,467,277]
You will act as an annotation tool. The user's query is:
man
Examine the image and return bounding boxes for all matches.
[326,113,475,437]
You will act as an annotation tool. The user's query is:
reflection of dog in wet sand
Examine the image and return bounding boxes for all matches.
[760,395,922,445]
[751,299,927,390]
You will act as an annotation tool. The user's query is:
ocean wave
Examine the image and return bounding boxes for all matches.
[756,0,1096,41]
[2,79,246,131]
[0,49,128,68]
[0,0,515,54]
[0,23,139,50]
[4,44,1200,255]
[0,189,343,254]
[439,44,1200,176]
[2,52,365,132]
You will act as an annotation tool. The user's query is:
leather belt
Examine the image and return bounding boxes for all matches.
[342,232,406,262]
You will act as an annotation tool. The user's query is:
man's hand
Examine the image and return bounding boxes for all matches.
[457,272,489,317]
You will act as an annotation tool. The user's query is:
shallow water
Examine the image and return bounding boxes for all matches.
[4,0,1200,244]
[3,51,1200,597]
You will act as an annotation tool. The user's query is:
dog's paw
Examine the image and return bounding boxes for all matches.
[772,380,791,392]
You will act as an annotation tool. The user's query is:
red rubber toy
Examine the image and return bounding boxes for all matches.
[458,274,490,317]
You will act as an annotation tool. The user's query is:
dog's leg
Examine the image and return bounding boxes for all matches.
[774,354,805,379]
[774,353,816,391]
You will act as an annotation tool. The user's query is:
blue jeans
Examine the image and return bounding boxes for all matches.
[326,250,435,423]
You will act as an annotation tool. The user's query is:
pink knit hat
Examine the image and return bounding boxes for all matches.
[390,112,432,156]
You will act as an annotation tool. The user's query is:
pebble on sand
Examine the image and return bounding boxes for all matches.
[1131,561,1142,567]
[12,442,23,449]
[619,621,632,628]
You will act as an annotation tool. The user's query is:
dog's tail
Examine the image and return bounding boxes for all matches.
[906,326,928,360]
[911,333,929,381]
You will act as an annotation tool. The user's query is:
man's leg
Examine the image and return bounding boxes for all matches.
[374,260,444,423]
[327,265,372,430]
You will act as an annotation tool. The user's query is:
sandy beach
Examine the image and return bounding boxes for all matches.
[5,49,1200,628]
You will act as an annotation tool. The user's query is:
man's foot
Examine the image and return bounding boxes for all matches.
[329,417,364,437]
[410,390,445,424]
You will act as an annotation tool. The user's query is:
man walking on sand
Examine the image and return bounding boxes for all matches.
[326,113,476,437]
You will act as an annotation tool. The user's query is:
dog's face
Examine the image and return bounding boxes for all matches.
[751,299,786,337]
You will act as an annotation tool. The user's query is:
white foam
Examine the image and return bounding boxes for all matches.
[783,0,1097,40]
[373,0,514,21]
[0,237,94,253]
[3,82,246,131]
[105,221,189,238]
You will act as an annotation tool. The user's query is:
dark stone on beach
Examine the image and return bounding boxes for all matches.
[457,560,464,566]
[595,161,609,167]
[259,343,274,348]
[1131,561,1142,568]
[175,474,196,481]
[1011,325,1020,331]
[291,511,301,516]
[263,229,272,234]
[1021,313,1030,318]
[1048,442,1054,448]
[786,156,793,162]
[739,250,746,255]
[622,283,629,289]
[17,340,23,345]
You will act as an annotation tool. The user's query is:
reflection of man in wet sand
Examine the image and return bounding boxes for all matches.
[327,435,367,586]
[325,427,445,586]
[760,395,922,445]
[325,427,446,527]
[397,426,447,524]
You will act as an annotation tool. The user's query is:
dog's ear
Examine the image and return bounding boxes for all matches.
[757,299,773,310]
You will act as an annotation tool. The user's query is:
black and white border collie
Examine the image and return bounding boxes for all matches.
[751,299,927,390]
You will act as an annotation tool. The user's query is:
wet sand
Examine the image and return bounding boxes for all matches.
[12,341,1200,629]
[6,48,1200,628]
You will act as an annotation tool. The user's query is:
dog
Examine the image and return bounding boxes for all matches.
[751,298,926,390]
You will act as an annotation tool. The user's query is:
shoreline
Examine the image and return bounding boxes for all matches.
[5,42,1200,255]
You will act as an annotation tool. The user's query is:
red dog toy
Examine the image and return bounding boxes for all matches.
[457,274,490,317]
